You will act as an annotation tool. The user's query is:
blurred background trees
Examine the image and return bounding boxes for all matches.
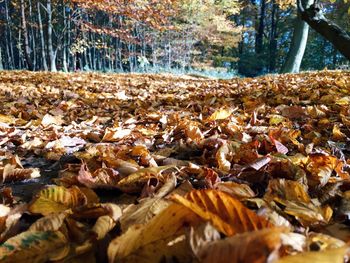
[0,0,348,76]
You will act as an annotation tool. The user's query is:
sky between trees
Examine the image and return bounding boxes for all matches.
[0,0,349,77]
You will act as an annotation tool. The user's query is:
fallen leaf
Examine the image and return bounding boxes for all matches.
[29,186,87,215]
[0,231,69,263]
[171,189,272,236]
[207,108,233,121]
[277,246,349,263]
[116,165,175,193]
[195,228,286,263]
[108,203,199,262]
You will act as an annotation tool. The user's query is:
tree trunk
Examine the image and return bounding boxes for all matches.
[269,0,278,72]
[332,46,337,69]
[4,0,12,69]
[18,30,24,69]
[255,0,266,54]
[29,0,36,70]
[0,48,3,70]
[47,0,57,71]
[281,0,314,73]
[20,0,34,70]
[38,1,48,71]
[298,0,350,61]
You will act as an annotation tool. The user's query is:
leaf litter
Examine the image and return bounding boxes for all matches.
[0,70,350,262]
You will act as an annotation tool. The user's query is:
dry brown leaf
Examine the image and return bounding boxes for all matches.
[214,181,255,200]
[195,227,286,263]
[108,203,199,262]
[116,165,175,193]
[277,246,349,263]
[77,163,121,189]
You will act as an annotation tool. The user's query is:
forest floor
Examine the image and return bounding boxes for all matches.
[0,70,350,262]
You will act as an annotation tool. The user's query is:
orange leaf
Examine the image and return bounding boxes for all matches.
[171,189,271,236]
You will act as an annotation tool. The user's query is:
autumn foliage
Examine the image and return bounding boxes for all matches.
[0,70,350,262]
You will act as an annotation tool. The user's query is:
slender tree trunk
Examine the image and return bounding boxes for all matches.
[82,31,89,71]
[281,0,314,73]
[93,34,97,70]
[67,8,72,71]
[38,1,48,71]
[29,0,36,70]
[0,48,3,70]
[4,0,12,69]
[5,0,15,69]
[118,43,123,71]
[47,0,57,71]
[20,0,34,70]
[128,43,133,72]
[269,0,278,72]
[255,0,266,54]
[18,30,24,69]
[88,32,93,70]
[62,6,68,72]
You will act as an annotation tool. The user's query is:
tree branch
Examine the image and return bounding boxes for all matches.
[299,3,350,60]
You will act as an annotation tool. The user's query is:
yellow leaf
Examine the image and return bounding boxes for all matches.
[0,231,69,263]
[264,179,311,205]
[332,124,347,141]
[336,96,350,106]
[306,154,337,187]
[208,108,232,121]
[29,186,87,216]
[269,115,286,125]
[264,179,332,226]
[171,190,271,236]
[0,114,15,124]
[284,201,332,227]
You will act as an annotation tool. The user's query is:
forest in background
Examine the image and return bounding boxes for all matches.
[0,0,349,77]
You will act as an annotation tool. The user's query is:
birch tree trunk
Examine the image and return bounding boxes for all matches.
[47,0,57,71]
[20,0,34,70]
[269,0,278,72]
[0,48,4,70]
[29,0,36,70]
[38,1,48,71]
[4,0,13,69]
[62,5,68,72]
[281,0,314,73]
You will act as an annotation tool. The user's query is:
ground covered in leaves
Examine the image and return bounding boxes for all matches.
[0,70,350,262]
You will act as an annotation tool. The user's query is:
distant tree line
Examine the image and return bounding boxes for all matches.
[0,0,349,76]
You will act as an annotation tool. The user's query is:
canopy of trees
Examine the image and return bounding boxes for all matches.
[0,0,349,76]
